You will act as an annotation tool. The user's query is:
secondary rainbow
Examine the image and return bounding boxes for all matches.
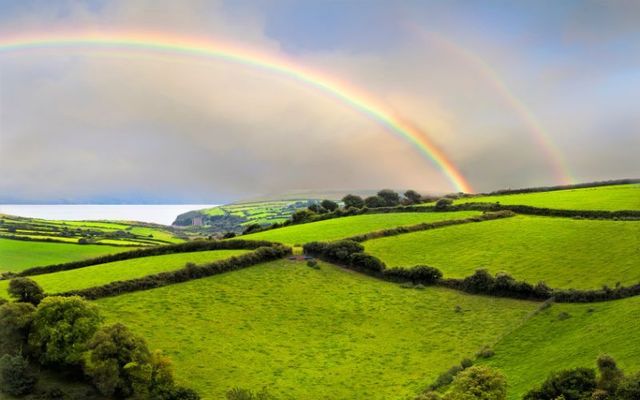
[0,32,472,193]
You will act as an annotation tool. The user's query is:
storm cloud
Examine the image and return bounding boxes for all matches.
[0,0,638,202]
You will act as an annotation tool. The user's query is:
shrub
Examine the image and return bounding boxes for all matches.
[0,302,35,355]
[8,277,45,305]
[444,365,507,400]
[435,198,453,210]
[350,253,385,273]
[596,354,623,393]
[29,296,101,367]
[476,346,495,359]
[377,189,400,206]
[341,194,364,209]
[0,354,37,396]
[152,386,201,400]
[404,189,423,204]
[320,200,339,212]
[223,232,236,239]
[616,372,640,400]
[306,260,319,269]
[364,195,387,208]
[523,367,596,400]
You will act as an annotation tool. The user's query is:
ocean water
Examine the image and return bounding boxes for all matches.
[0,204,217,225]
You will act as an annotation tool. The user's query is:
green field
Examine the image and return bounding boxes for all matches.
[97,260,536,400]
[0,250,248,299]
[456,183,640,210]
[0,238,126,273]
[241,211,480,245]
[364,215,640,289]
[484,296,640,399]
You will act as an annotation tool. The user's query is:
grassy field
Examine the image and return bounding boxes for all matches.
[241,211,480,245]
[97,260,536,400]
[0,250,248,299]
[456,183,640,210]
[364,215,640,289]
[0,238,127,273]
[484,296,640,399]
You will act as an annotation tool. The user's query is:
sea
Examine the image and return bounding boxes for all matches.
[0,205,217,226]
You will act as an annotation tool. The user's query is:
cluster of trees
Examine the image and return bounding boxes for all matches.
[303,240,442,285]
[524,355,640,399]
[0,285,199,399]
[341,189,426,210]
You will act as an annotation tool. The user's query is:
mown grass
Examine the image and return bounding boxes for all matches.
[483,296,640,399]
[241,211,479,245]
[97,259,536,400]
[365,215,640,289]
[0,238,126,273]
[0,250,248,299]
[456,183,640,210]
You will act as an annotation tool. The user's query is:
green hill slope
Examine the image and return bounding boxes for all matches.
[457,183,640,210]
[241,211,479,245]
[364,215,640,289]
[97,259,536,400]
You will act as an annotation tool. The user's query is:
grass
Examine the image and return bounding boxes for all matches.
[0,250,248,299]
[96,259,536,400]
[364,215,640,289]
[483,296,640,399]
[456,183,640,211]
[241,211,480,245]
[0,238,127,273]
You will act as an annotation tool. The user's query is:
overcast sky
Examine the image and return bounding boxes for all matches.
[0,0,638,203]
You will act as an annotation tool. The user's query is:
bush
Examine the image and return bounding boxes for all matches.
[306,259,319,269]
[617,372,640,400]
[349,253,385,273]
[435,198,453,210]
[0,354,37,396]
[29,296,101,367]
[404,190,423,204]
[0,302,35,356]
[377,189,400,206]
[524,367,596,400]
[342,194,365,209]
[444,365,507,400]
[321,200,339,212]
[364,195,387,208]
[152,386,201,400]
[8,277,45,305]
[476,346,495,359]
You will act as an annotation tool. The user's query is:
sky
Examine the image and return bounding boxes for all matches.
[0,0,638,203]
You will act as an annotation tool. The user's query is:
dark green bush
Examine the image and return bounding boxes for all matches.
[0,353,37,396]
[8,277,45,305]
[523,367,596,400]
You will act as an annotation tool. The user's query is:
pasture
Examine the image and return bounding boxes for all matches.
[97,259,536,400]
[241,211,480,245]
[0,238,126,273]
[364,215,640,289]
[0,249,248,299]
[456,183,640,211]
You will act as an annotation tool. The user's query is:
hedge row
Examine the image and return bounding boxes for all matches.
[449,203,640,220]
[303,240,640,303]
[54,244,292,300]
[13,239,281,278]
[0,234,140,247]
[342,211,514,242]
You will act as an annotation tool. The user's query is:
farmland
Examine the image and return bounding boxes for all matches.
[364,215,640,289]
[0,249,248,299]
[241,211,479,245]
[97,259,536,400]
[456,183,640,211]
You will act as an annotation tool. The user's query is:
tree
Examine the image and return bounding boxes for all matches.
[616,372,640,400]
[596,354,623,394]
[8,278,44,305]
[342,194,364,209]
[321,199,339,212]
[291,209,315,223]
[377,189,400,206]
[0,302,35,355]
[443,365,507,400]
[435,198,453,210]
[404,189,423,204]
[28,296,101,367]
[364,195,386,208]
[524,367,596,400]
[0,354,37,396]
[85,323,165,398]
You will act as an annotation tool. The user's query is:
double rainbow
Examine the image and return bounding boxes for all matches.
[0,32,473,193]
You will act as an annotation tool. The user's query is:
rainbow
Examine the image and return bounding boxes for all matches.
[0,32,473,193]
[410,29,574,185]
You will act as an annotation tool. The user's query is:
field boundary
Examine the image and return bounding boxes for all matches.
[53,243,292,300]
[449,203,640,220]
[7,239,283,279]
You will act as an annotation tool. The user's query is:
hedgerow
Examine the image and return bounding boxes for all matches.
[14,239,280,278]
[54,244,291,300]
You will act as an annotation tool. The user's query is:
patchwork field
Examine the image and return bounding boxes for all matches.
[0,249,248,299]
[97,260,536,400]
[241,211,480,245]
[484,296,640,399]
[456,183,640,210]
[0,238,126,273]
[364,215,640,289]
